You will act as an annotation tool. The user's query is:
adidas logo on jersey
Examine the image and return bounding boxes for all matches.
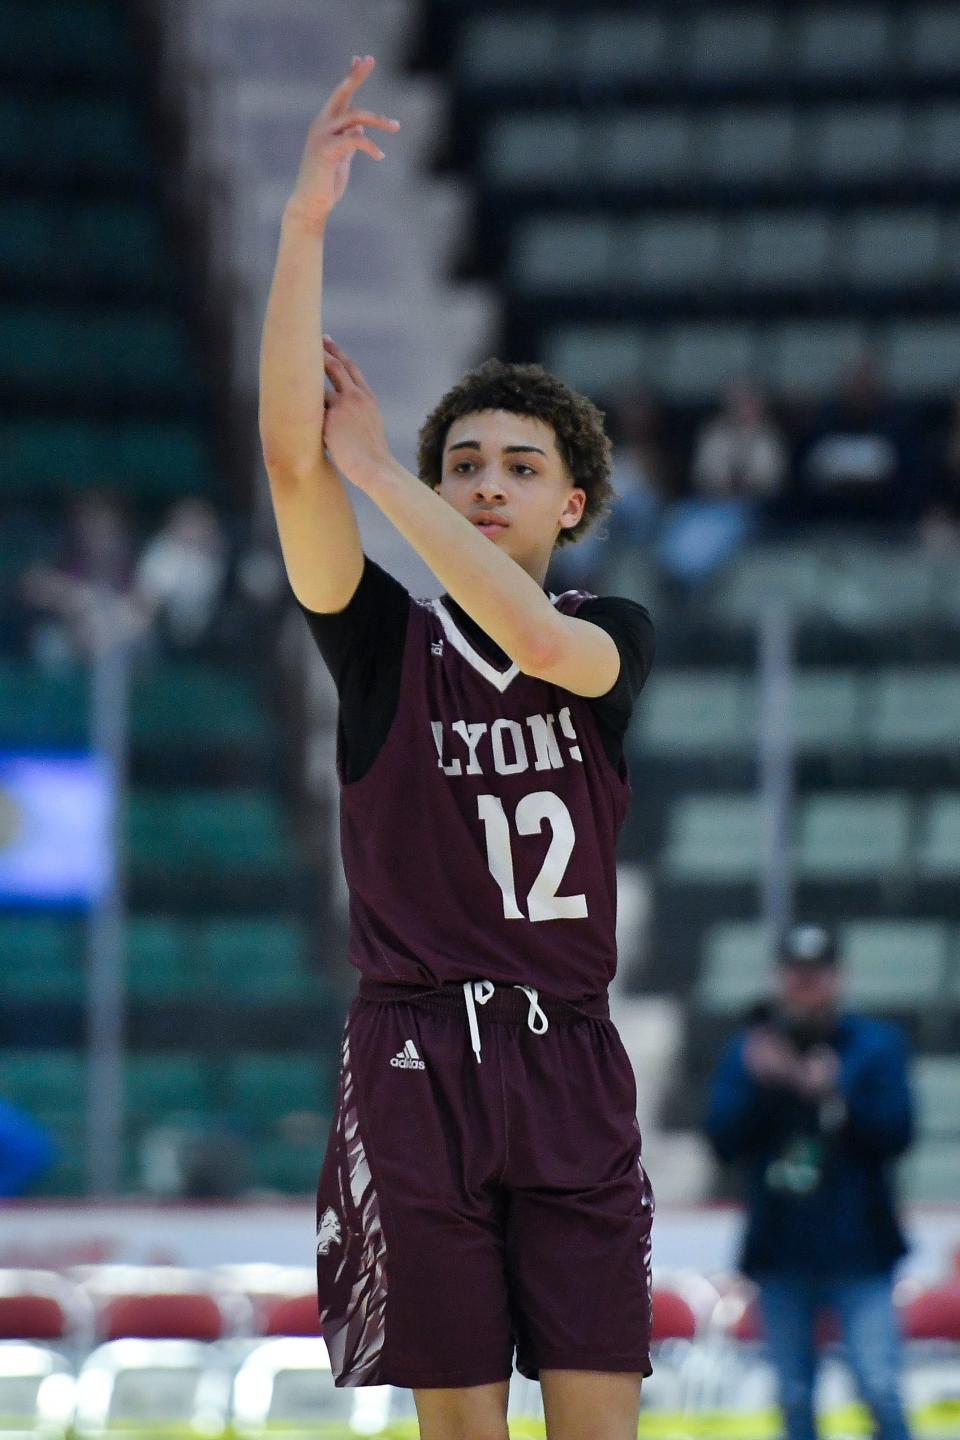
[391,1039,425,1070]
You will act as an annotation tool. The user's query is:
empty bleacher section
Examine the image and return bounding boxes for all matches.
[0,0,339,1197]
[418,1,960,1203]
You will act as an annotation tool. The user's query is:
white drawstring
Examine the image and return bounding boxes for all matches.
[463,980,495,1063]
[462,980,550,1063]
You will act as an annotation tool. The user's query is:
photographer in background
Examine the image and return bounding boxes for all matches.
[705,925,914,1440]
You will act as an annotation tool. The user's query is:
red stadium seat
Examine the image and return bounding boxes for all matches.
[903,1281,960,1341]
[0,1269,92,1346]
[101,1292,225,1341]
[651,1288,698,1342]
[262,1294,321,1337]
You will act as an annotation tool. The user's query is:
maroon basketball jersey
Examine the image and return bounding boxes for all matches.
[337,590,630,1003]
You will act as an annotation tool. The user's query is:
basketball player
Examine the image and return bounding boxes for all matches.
[260,54,655,1440]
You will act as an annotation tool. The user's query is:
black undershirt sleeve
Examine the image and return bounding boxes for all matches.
[577,596,656,765]
[296,556,410,784]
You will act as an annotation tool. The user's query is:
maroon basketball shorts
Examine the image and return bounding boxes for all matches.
[314,980,654,1389]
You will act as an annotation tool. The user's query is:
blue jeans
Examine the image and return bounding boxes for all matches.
[757,1273,911,1440]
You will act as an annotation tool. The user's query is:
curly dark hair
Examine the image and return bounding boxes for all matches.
[416,358,614,549]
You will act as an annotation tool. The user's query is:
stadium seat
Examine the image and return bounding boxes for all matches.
[0,0,130,80]
[483,114,585,187]
[196,918,317,1000]
[248,1139,324,1194]
[699,109,798,184]
[0,419,209,499]
[913,1057,960,1138]
[126,917,196,1001]
[231,1338,359,1433]
[661,795,763,880]
[458,13,562,83]
[0,916,83,1000]
[794,8,892,77]
[908,7,960,76]
[0,661,86,746]
[128,789,292,878]
[808,106,907,182]
[0,1345,75,1439]
[540,324,647,398]
[902,1281,960,1341]
[793,670,862,753]
[0,1269,92,1345]
[799,794,912,880]
[130,667,268,752]
[661,325,759,401]
[902,1141,960,1203]
[711,545,825,626]
[577,14,670,82]
[511,216,614,293]
[633,672,750,756]
[687,12,780,78]
[916,104,960,180]
[618,216,725,292]
[840,921,950,1011]
[885,320,960,395]
[0,308,193,400]
[0,96,147,185]
[0,200,168,293]
[125,1054,210,1125]
[767,322,868,396]
[0,1049,85,1117]
[916,795,960,878]
[842,210,943,288]
[730,212,833,290]
[697,921,774,1014]
[600,112,692,186]
[228,1053,331,1129]
[867,669,960,753]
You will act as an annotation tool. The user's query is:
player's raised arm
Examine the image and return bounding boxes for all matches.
[258,56,400,613]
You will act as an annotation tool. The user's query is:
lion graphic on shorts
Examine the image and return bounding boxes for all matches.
[316,1206,342,1255]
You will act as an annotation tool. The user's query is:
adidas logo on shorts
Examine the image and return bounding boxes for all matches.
[390,1039,425,1070]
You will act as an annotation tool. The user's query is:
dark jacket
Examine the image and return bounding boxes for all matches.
[705,1013,913,1276]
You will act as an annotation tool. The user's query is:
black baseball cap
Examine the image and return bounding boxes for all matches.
[778,924,839,969]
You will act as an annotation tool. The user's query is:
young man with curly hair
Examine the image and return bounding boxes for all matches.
[259,54,655,1440]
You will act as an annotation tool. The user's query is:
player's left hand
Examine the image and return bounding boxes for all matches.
[322,336,393,487]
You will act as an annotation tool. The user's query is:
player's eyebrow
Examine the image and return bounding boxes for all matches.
[447,440,548,456]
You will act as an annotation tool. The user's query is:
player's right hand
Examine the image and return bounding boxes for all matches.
[286,55,400,228]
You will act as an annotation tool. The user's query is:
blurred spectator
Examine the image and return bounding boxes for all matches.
[794,356,923,526]
[139,1119,247,1199]
[0,1099,55,1196]
[920,383,960,550]
[705,925,913,1440]
[690,378,787,500]
[656,378,785,587]
[131,498,228,653]
[20,493,135,668]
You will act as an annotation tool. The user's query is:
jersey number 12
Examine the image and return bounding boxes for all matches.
[477,790,588,922]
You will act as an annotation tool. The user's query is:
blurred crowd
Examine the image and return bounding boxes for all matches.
[556,353,960,593]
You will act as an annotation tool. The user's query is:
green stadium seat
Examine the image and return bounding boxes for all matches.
[711,546,824,627]
[578,15,669,82]
[909,9,960,77]
[916,795,960,878]
[697,921,775,1014]
[617,217,724,292]
[130,666,269,751]
[916,104,960,180]
[0,661,86,746]
[540,325,647,400]
[0,419,209,498]
[229,1053,331,1128]
[125,1053,209,1121]
[458,13,562,82]
[0,200,167,291]
[768,323,867,396]
[662,795,763,880]
[699,110,798,184]
[196,918,317,1000]
[730,213,833,290]
[633,672,750,756]
[824,544,937,627]
[841,211,943,289]
[126,917,196,1000]
[0,308,193,399]
[661,325,758,401]
[687,11,780,77]
[249,1138,323,1194]
[795,10,892,77]
[884,321,960,396]
[0,1049,85,1115]
[0,96,148,183]
[0,917,83,1001]
[799,794,912,880]
[841,921,949,1011]
[128,789,292,877]
[600,113,691,186]
[793,670,862,753]
[512,217,614,294]
[809,107,908,182]
[866,669,960,754]
[913,1057,960,1138]
[484,114,585,187]
[902,1141,960,1204]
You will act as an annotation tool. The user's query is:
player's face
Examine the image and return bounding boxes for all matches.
[779,964,841,1021]
[435,411,586,577]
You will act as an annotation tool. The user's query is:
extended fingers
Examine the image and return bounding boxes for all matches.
[331,126,385,162]
[329,109,400,136]
[323,336,368,391]
[325,54,375,116]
